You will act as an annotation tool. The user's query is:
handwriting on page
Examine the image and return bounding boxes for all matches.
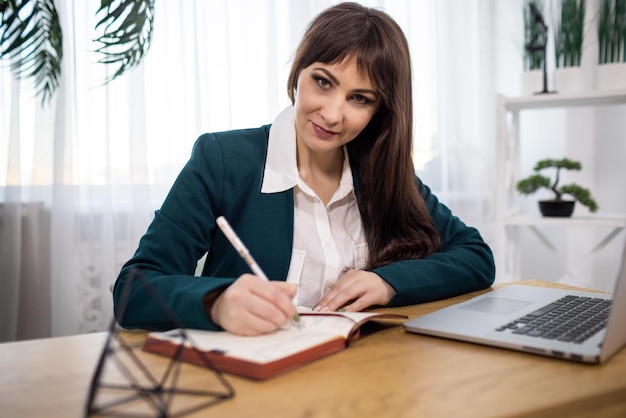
[299,314,356,337]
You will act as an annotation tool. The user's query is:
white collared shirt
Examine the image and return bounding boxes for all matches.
[261,107,368,308]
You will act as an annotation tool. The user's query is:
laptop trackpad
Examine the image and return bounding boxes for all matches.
[460,297,533,315]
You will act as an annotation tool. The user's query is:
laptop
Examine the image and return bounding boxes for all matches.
[403,244,626,363]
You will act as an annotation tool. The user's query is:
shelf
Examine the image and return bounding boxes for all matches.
[503,214,626,228]
[496,89,626,284]
[502,90,626,112]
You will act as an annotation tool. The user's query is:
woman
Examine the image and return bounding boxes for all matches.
[113,2,495,336]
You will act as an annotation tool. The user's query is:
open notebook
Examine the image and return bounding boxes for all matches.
[143,309,407,379]
[404,243,626,363]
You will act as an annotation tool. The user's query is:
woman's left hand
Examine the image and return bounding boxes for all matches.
[312,269,396,312]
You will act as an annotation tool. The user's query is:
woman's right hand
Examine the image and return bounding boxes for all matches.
[210,274,298,335]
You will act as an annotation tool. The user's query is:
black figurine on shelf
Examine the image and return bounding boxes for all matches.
[525,3,554,95]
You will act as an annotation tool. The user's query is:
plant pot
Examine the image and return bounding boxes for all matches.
[596,63,626,90]
[520,69,544,96]
[538,200,575,217]
[553,67,585,94]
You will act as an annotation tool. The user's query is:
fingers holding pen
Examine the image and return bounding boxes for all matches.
[214,217,300,334]
[211,274,298,336]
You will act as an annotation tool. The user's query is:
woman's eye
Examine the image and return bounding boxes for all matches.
[315,76,330,89]
[353,94,371,105]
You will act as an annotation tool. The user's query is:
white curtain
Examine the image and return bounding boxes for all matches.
[0,0,496,341]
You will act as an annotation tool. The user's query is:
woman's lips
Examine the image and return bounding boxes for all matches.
[311,121,337,138]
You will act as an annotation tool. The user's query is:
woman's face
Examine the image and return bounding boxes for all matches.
[293,56,379,157]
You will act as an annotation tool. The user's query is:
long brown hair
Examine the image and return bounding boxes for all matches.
[287,2,441,269]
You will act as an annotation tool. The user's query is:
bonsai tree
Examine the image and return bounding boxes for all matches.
[516,158,599,212]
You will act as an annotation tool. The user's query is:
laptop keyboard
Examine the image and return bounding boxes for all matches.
[495,295,612,344]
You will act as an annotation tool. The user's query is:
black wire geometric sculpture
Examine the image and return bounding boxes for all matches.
[85,269,235,417]
[525,2,554,95]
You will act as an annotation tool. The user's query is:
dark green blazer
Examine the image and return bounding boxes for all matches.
[114,125,495,331]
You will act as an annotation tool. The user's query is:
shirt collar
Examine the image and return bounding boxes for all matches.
[261,106,299,193]
[262,106,355,198]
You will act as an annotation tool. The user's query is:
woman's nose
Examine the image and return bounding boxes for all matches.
[319,96,343,126]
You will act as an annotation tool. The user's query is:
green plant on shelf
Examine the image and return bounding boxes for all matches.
[516,158,599,212]
[554,0,586,68]
[598,0,626,64]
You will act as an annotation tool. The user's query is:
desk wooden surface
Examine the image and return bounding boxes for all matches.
[2,280,626,418]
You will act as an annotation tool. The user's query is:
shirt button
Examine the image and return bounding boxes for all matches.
[323,241,333,247]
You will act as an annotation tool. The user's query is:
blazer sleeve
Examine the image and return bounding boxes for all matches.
[113,133,235,331]
[373,180,496,306]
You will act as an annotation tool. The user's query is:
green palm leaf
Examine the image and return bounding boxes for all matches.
[0,0,63,105]
[95,0,155,82]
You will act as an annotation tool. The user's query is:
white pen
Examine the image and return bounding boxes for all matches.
[216,216,301,327]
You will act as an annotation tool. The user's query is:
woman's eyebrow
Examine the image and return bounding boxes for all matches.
[313,67,340,85]
[313,67,378,96]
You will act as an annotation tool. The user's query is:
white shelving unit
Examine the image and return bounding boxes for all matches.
[495,90,626,284]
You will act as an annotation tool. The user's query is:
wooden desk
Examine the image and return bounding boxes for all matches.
[2,280,626,418]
